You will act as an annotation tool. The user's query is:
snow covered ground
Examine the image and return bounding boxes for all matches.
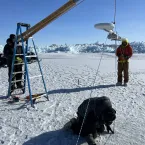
[0,52,145,145]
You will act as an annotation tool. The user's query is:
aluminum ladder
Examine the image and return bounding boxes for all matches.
[7,23,48,107]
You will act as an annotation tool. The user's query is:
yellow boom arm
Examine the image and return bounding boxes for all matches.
[18,0,80,41]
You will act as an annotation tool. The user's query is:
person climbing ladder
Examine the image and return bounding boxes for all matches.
[3,34,24,93]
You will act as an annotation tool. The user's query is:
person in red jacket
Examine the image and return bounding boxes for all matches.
[116,38,133,86]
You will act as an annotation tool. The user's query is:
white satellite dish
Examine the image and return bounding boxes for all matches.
[94,23,115,33]
[94,22,122,41]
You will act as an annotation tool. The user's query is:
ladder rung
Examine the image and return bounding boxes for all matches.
[13,71,25,75]
[14,63,25,65]
[14,61,36,66]
[29,75,42,79]
[11,92,24,96]
[15,54,24,56]
[26,55,37,58]
[11,79,25,83]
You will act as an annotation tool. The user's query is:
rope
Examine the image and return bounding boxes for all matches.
[115,44,118,77]
[103,40,117,145]
[113,0,118,136]
[113,40,117,134]
[75,1,118,144]
[75,37,108,145]
[76,0,117,143]
[113,0,117,24]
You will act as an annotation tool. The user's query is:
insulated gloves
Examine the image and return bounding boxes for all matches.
[15,57,23,63]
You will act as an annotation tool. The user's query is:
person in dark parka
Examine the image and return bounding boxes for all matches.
[70,96,116,145]
[3,35,24,92]
[3,38,15,90]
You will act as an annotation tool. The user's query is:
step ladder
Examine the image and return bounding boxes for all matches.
[7,23,48,107]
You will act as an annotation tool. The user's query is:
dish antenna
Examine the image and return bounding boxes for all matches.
[94,23,122,41]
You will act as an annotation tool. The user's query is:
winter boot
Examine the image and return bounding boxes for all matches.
[116,82,122,86]
[124,82,127,87]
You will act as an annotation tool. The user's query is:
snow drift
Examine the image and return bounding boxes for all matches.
[0,42,145,54]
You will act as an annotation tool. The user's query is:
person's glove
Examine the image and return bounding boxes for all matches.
[105,124,114,134]
[16,57,23,63]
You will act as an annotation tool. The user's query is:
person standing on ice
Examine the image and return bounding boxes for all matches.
[64,96,116,145]
[116,38,133,86]
[3,34,24,93]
